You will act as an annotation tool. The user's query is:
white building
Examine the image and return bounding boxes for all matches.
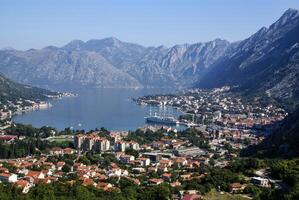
[115,141,126,152]
[0,173,18,183]
[251,177,270,187]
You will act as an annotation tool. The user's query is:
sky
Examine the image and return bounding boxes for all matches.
[1,0,299,50]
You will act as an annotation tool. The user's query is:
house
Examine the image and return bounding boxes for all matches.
[157,165,168,172]
[56,161,65,170]
[119,169,128,176]
[251,177,270,187]
[133,167,146,173]
[41,170,53,176]
[82,178,95,186]
[229,182,246,193]
[149,178,164,185]
[151,141,165,149]
[119,155,134,163]
[137,157,150,166]
[96,173,108,181]
[115,141,126,152]
[182,194,202,200]
[180,173,192,181]
[63,148,75,154]
[159,159,173,167]
[0,167,9,173]
[127,141,140,150]
[109,167,122,177]
[148,167,158,173]
[15,180,32,193]
[96,182,113,191]
[162,173,172,181]
[0,135,17,143]
[41,177,52,184]
[0,173,18,183]
[49,147,64,155]
[173,157,188,167]
[42,162,55,170]
[125,177,141,185]
[26,171,45,183]
[170,181,181,187]
[54,171,64,178]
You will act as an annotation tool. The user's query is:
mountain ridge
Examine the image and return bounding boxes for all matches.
[0,8,298,107]
[196,8,299,108]
[0,37,230,89]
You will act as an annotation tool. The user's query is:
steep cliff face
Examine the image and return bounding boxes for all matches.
[197,9,299,104]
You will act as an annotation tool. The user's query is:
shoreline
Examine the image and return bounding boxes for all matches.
[2,92,78,121]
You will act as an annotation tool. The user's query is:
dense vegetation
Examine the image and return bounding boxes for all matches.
[0,124,73,159]
[0,180,173,200]
[126,128,209,148]
[0,158,298,200]
[0,73,58,107]
[244,107,299,158]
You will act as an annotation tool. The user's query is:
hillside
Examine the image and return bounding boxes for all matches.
[0,73,59,106]
[244,108,299,158]
[197,9,299,108]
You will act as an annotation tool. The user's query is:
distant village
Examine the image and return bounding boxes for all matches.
[135,87,286,135]
[0,92,76,121]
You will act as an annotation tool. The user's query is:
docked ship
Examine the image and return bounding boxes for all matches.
[145,105,179,125]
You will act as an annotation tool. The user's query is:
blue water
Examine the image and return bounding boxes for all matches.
[13,88,183,131]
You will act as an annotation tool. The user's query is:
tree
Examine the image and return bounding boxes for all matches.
[125,148,139,158]
[62,164,72,173]
[78,156,91,165]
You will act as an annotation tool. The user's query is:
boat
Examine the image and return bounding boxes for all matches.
[145,106,179,125]
[146,115,179,125]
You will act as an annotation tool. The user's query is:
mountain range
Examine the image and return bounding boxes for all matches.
[0,8,298,105]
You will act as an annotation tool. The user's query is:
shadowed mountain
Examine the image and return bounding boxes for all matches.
[243,107,299,158]
[196,8,299,108]
[0,73,58,106]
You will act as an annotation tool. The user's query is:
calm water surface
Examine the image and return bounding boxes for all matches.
[13,88,183,131]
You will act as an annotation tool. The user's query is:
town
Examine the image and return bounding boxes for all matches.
[0,92,76,121]
[135,87,287,135]
[0,87,291,199]
[0,122,286,200]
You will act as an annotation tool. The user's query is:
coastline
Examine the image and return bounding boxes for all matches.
[1,92,78,121]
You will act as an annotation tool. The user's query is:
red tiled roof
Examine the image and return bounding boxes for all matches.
[0,173,11,178]
[0,135,17,141]
[15,180,29,188]
[182,194,202,200]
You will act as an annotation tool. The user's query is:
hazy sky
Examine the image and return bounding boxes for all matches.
[1,0,299,50]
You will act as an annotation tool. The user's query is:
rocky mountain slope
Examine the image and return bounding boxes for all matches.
[0,37,230,89]
[0,9,298,106]
[197,8,299,105]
